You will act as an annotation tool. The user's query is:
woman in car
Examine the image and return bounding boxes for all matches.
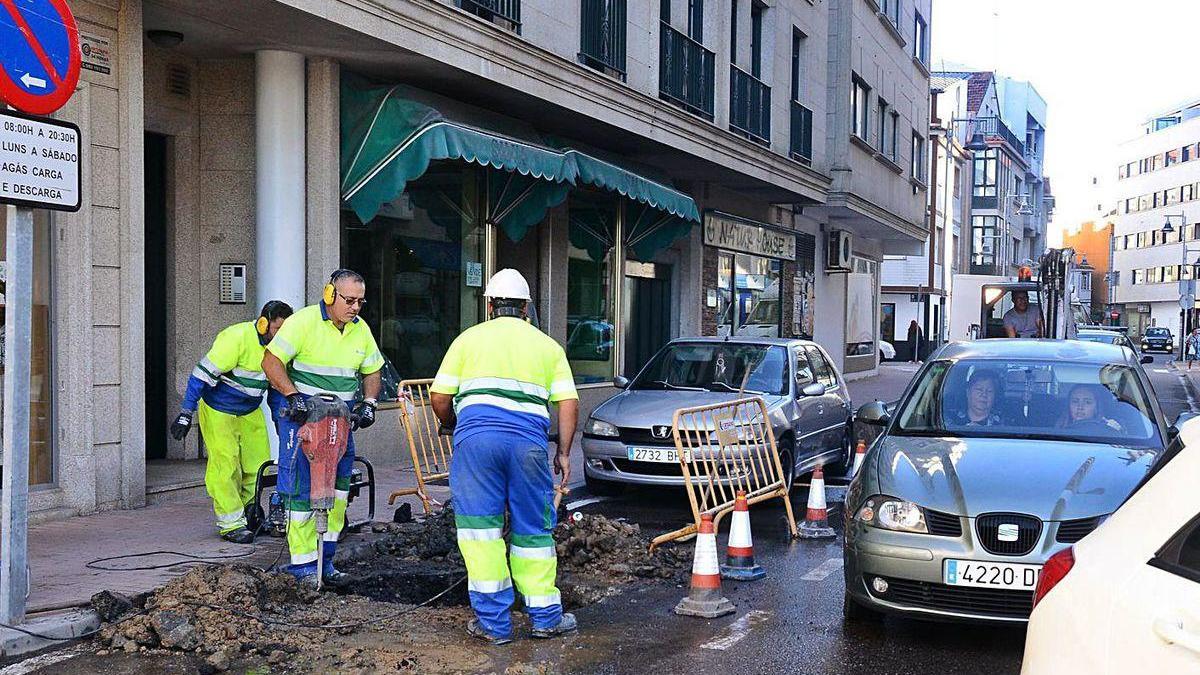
[1059,384,1123,433]
[949,369,1003,427]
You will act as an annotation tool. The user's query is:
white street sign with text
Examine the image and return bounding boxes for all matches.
[0,110,81,212]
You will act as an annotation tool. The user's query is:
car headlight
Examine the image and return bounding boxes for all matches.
[585,418,619,437]
[856,495,928,533]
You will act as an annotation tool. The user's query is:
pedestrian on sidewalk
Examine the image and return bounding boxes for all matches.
[170,300,293,543]
[262,269,385,587]
[907,320,923,363]
[1186,328,1200,370]
[430,269,580,645]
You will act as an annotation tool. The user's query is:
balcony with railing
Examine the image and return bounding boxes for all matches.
[579,0,626,80]
[456,0,521,33]
[729,65,770,144]
[790,100,813,163]
[972,116,1025,156]
[659,22,715,120]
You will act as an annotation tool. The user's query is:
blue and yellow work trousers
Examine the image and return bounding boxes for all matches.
[450,431,561,639]
[197,401,271,534]
[277,413,354,578]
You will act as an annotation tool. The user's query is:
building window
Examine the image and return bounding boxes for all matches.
[851,74,870,140]
[971,215,1000,269]
[913,12,928,64]
[911,130,926,182]
[881,0,900,27]
[889,111,900,162]
[877,98,890,154]
[750,1,764,78]
[845,257,878,358]
[567,196,619,384]
[953,164,962,198]
[973,148,997,197]
[790,29,805,101]
[579,0,628,80]
[457,0,522,33]
[0,209,53,485]
[881,303,896,341]
[716,251,782,338]
[688,0,703,40]
[730,0,738,61]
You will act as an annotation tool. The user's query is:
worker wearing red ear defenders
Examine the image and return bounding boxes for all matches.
[171,300,294,543]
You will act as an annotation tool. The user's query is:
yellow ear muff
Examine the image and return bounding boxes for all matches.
[323,283,336,306]
[256,316,269,336]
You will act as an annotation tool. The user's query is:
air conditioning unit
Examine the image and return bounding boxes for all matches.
[826,230,853,272]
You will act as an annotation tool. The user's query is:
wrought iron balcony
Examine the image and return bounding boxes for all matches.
[579,0,626,80]
[790,100,813,163]
[729,65,770,144]
[456,0,521,33]
[659,22,715,120]
[972,116,1025,156]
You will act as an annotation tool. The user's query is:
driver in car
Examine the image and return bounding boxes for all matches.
[1059,384,1123,433]
[950,370,1003,427]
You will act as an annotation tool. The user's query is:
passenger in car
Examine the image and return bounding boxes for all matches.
[949,369,1003,427]
[1059,384,1123,433]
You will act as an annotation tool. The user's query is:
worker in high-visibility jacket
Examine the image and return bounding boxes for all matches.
[170,300,294,543]
[262,269,384,586]
[430,269,580,645]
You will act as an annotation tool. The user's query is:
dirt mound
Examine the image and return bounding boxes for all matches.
[555,513,688,582]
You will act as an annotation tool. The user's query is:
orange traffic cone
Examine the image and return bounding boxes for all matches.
[721,491,765,581]
[799,465,836,539]
[674,514,736,618]
[851,440,867,477]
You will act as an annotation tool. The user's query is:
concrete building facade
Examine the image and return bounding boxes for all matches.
[1109,98,1200,341]
[2,0,930,519]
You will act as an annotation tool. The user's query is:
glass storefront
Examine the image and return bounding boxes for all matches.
[845,257,879,358]
[342,162,486,394]
[715,251,782,338]
[566,195,618,384]
[0,208,53,485]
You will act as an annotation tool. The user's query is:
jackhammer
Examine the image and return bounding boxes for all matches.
[298,394,352,590]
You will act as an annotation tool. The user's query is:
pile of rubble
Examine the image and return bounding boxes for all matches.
[554,513,687,581]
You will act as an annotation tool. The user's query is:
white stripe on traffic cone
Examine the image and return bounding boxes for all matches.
[721,491,765,580]
[799,465,835,539]
[674,514,736,618]
[851,440,867,477]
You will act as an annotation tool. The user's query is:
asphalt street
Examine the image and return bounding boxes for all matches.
[556,353,1196,675]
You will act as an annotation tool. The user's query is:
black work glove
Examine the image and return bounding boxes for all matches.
[169,410,194,441]
[351,400,377,431]
[283,393,310,422]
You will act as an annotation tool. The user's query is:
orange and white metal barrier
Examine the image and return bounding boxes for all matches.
[649,397,798,551]
[387,379,453,515]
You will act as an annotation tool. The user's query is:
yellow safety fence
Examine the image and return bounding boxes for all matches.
[649,396,798,551]
[388,378,453,515]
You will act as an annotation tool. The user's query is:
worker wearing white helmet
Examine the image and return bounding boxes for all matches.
[430,269,580,644]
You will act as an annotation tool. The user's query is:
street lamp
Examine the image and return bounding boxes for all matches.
[1161,213,1195,359]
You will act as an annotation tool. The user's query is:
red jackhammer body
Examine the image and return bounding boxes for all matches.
[298,395,351,590]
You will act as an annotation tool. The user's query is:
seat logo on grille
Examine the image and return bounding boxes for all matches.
[997,523,1019,542]
[651,425,672,440]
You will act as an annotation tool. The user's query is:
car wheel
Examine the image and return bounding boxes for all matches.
[843,591,883,623]
[584,471,624,497]
[826,429,854,477]
[778,440,796,496]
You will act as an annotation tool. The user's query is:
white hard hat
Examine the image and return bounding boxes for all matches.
[484,268,531,301]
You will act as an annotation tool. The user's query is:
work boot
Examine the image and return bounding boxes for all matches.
[322,563,351,586]
[530,613,578,639]
[220,527,255,544]
[466,619,512,646]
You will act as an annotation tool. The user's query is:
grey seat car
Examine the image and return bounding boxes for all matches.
[844,340,1170,623]
[581,337,853,495]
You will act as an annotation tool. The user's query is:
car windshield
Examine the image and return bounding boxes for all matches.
[894,358,1162,447]
[632,343,788,395]
[1146,328,1169,337]
[1076,333,1121,345]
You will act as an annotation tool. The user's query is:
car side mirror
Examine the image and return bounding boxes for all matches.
[613,376,630,389]
[800,382,826,397]
[1140,354,1154,364]
[856,401,891,427]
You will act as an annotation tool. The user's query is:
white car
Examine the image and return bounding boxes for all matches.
[878,340,896,360]
[1022,416,1200,674]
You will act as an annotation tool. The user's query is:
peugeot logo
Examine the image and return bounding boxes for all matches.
[651,425,672,440]
[997,523,1020,542]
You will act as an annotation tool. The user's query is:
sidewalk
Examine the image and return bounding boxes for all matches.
[847,362,920,405]
[20,437,585,615]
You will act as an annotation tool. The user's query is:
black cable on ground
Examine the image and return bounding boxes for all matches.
[0,607,149,642]
[84,548,260,572]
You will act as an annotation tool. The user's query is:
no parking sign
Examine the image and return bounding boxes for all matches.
[0,0,82,115]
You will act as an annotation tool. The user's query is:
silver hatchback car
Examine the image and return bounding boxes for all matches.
[581,337,854,495]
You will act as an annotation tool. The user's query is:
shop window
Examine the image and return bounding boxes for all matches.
[567,196,618,384]
[0,209,53,485]
[341,162,486,393]
[716,252,781,338]
[881,303,896,341]
[845,257,878,358]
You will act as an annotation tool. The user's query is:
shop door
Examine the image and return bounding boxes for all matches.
[624,263,672,377]
[144,133,168,460]
[495,225,541,327]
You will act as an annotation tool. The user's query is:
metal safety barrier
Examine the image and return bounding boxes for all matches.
[649,397,798,551]
[388,378,453,515]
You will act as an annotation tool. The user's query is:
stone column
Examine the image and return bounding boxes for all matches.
[306,58,341,302]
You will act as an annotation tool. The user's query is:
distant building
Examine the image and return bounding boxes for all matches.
[1063,220,1116,323]
[1108,98,1200,339]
